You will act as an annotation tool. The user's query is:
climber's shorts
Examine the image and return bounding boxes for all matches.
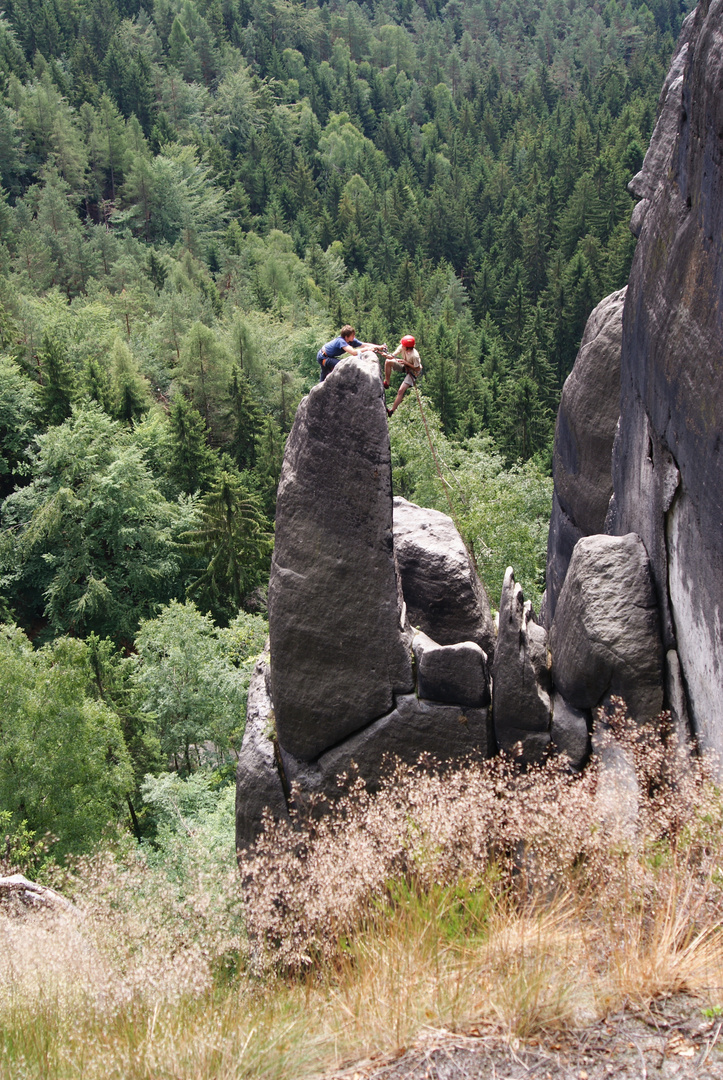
[388,359,420,388]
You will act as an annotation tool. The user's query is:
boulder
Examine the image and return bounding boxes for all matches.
[610,1,723,756]
[591,726,641,846]
[235,654,289,851]
[268,354,414,761]
[412,630,490,708]
[550,692,591,771]
[550,533,664,721]
[545,289,625,625]
[315,694,493,798]
[492,568,551,764]
[392,497,495,658]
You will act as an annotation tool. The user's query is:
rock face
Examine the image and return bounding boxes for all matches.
[550,692,590,771]
[235,653,288,849]
[628,19,692,236]
[281,693,494,802]
[268,354,413,761]
[545,288,626,625]
[237,355,495,851]
[412,631,489,708]
[392,497,495,657]
[550,534,664,721]
[608,0,723,755]
[492,568,551,764]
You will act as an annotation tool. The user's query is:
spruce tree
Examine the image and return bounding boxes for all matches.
[166,393,218,495]
[39,332,76,427]
[227,365,263,470]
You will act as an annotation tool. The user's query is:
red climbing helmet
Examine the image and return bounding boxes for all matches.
[401,335,415,348]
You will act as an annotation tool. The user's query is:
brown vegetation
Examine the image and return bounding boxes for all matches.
[2,702,723,1079]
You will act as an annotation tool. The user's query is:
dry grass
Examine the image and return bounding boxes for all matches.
[3,702,723,1079]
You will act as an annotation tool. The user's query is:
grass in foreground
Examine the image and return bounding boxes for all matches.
[2,702,723,1079]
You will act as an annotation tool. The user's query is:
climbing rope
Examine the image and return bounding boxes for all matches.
[411,382,480,573]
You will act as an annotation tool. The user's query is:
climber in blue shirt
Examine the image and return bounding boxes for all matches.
[317,325,385,381]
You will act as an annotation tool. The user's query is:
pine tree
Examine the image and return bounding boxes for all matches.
[166,393,217,495]
[227,365,263,469]
[38,332,76,427]
[182,460,273,618]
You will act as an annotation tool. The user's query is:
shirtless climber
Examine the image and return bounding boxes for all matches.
[317,325,386,381]
[382,335,422,416]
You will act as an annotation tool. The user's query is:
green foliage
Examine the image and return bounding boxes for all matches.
[0,624,133,857]
[133,600,250,774]
[0,0,681,858]
[0,352,39,496]
[181,460,274,620]
[166,392,218,495]
[139,771,236,874]
[390,405,552,608]
[1,404,190,639]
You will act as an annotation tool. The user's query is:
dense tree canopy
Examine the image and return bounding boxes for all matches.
[0,0,692,856]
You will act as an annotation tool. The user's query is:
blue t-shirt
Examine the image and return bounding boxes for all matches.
[318,336,362,360]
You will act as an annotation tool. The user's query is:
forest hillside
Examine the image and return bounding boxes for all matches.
[0,0,689,856]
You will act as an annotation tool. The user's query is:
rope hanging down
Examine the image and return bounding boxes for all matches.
[411,384,479,573]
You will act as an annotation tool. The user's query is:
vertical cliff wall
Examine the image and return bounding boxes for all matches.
[609,0,723,755]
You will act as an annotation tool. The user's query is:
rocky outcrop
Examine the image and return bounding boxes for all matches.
[608,0,723,755]
[550,692,590,771]
[237,355,496,850]
[281,692,493,802]
[545,288,626,625]
[268,354,413,761]
[412,630,489,708]
[392,497,495,657]
[628,19,692,236]
[235,654,288,849]
[550,534,664,722]
[492,568,551,764]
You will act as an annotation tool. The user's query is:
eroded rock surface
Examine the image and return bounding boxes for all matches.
[235,653,288,850]
[545,289,625,625]
[550,534,664,721]
[393,497,495,657]
[492,568,551,764]
[628,18,692,235]
[305,693,493,800]
[268,354,413,761]
[412,630,489,708]
[610,0,723,754]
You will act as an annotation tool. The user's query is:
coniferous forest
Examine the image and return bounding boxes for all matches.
[0,0,690,855]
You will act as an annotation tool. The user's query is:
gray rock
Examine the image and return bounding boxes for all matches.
[545,491,585,631]
[545,289,625,624]
[493,568,551,763]
[392,497,495,658]
[628,31,690,204]
[412,630,490,708]
[665,649,695,770]
[268,354,414,761]
[278,691,494,806]
[317,693,494,798]
[235,655,289,851]
[629,198,650,239]
[611,1,723,757]
[550,534,664,722]
[550,692,591,771]
[592,723,641,846]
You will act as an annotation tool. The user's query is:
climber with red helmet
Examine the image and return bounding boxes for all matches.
[382,335,422,416]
